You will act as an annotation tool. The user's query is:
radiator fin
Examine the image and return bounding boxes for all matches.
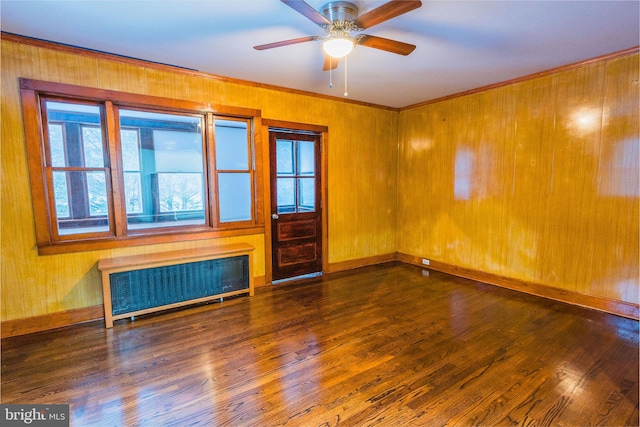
[109,255,249,316]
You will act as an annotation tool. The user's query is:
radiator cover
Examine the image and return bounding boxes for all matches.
[109,255,249,316]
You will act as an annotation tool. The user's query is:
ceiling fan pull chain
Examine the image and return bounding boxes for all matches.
[329,57,333,88]
[344,55,348,97]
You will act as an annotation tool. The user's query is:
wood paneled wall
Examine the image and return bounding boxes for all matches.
[2,35,637,326]
[1,37,399,322]
[398,53,639,304]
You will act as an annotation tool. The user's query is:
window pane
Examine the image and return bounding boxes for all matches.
[124,172,143,213]
[52,171,69,218]
[153,130,204,173]
[120,129,140,171]
[215,120,249,170]
[121,130,143,214]
[298,178,315,212]
[298,141,315,176]
[49,124,66,167]
[45,102,101,168]
[277,140,294,175]
[82,126,104,167]
[218,173,251,222]
[277,178,296,214]
[119,109,206,230]
[55,171,110,236]
[87,171,108,216]
[158,173,203,212]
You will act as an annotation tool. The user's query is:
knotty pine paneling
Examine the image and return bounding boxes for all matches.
[328,103,398,261]
[398,53,639,304]
[1,38,398,321]
[38,49,100,86]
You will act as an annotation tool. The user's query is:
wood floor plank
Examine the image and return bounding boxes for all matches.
[2,262,638,426]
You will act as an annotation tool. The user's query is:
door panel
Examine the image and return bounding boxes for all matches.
[276,219,317,241]
[270,131,322,281]
[277,242,317,267]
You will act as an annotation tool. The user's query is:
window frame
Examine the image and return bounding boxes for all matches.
[20,78,264,255]
[213,116,256,224]
[113,106,211,235]
[40,98,115,241]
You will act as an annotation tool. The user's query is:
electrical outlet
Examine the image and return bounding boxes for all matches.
[422,258,430,266]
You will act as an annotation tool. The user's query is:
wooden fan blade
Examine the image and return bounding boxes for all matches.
[358,35,416,55]
[323,55,339,71]
[254,36,319,50]
[354,0,422,29]
[281,0,331,26]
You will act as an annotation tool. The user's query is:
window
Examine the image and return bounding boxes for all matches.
[215,119,253,222]
[44,101,112,237]
[118,109,207,231]
[21,79,262,254]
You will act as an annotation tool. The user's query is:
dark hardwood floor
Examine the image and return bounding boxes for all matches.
[2,262,638,426]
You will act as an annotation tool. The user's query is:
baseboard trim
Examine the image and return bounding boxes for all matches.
[327,253,398,274]
[1,305,104,338]
[2,275,268,338]
[397,253,639,320]
[4,257,636,338]
[253,275,267,288]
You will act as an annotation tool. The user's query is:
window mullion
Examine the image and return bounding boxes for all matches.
[105,101,125,237]
[44,167,63,241]
[207,112,220,227]
[66,124,89,220]
[248,119,257,225]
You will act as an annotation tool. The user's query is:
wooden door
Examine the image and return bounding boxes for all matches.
[270,131,322,281]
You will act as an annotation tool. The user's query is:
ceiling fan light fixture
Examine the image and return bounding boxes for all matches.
[323,34,355,58]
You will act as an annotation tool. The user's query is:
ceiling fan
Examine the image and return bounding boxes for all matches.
[254,0,422,71]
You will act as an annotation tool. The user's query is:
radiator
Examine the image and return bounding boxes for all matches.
[98,244,255,328]
[109,255,249,316]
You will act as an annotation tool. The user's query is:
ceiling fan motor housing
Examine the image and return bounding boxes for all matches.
[321,1,359,23]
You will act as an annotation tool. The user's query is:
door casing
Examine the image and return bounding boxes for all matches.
[264,121,328,284]
[269,130,322,281]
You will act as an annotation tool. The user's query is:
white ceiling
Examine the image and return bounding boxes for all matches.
[1,0,638,108]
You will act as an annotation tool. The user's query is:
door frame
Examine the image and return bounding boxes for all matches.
[262,119,328,284]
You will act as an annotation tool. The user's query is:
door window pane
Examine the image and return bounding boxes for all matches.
[277,178,296,214]
[298,141,315,175]
[298,178,315,212]
[215,120,249,170]
[277,140,294,175]
[218,173,251,222]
